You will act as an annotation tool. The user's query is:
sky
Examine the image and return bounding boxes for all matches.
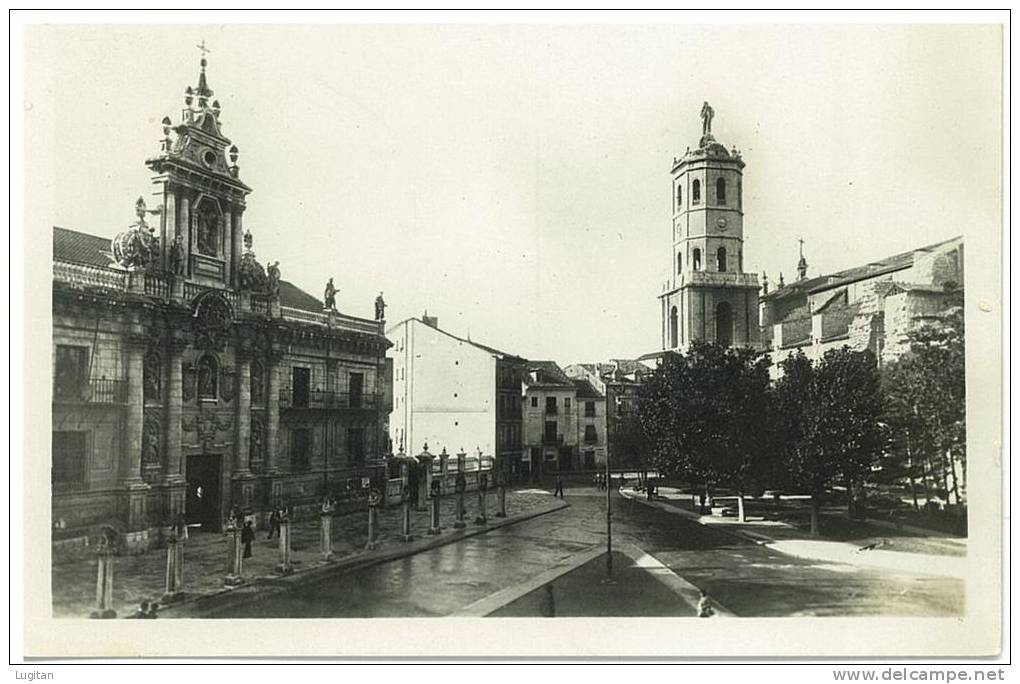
[26,22,1002,365]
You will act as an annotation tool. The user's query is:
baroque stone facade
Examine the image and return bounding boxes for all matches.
[51,54,390,557]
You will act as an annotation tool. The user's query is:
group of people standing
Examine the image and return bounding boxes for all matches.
[591,473,609,491]
[228,505,289,560]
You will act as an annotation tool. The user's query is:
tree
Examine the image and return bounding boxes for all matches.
[813,347,885,519]
[881,304,966,507]
[636,342,773,521]
[613,410,651,475]
[774,351,829,536]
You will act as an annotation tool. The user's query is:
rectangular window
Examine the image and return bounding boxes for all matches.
[531,396,538,408]
[347,427,365,465]
[53,431,87,486]
[584,425,598,444]
[585,401,596,417]
[291,428,311,470]
[292,367,310,407]
[545,397,557,415]
[564,398,571,411]
[349,372,364,408]
[544,421,558,443]
[54,345,88,401]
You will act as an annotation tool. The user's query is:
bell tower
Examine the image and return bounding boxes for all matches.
[658,103,761,350]
[146,44,252,289]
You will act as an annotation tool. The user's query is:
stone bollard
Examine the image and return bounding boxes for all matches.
[320,510,335,562]
[89,545,117,619]
[428,479,442,535]
[475,473,489,525]
[366,488,381,550]
[161,534,184,603]
[224,522,244,587]
[454,471,467,529]
[401,486,413,542]
[275,517,293,575]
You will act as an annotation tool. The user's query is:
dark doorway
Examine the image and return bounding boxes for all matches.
[186,454,222,532]
[716,301,734,346]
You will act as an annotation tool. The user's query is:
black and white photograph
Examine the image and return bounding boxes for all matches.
[12,13,1006,663]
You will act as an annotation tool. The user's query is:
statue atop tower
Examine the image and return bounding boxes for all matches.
[700,101,715,142]
[658,101,760,351]
[797,238,809,281]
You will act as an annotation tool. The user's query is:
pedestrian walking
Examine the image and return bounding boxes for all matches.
[554,474,564,498]
[146,601,160,619]
[697,590,715,618]
[242,520,255,559]
[133,601,150,619]
[267,508,281,540]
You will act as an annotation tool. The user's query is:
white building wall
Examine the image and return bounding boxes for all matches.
[386,319,496,459]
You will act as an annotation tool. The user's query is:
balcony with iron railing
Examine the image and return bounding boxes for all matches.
[545,405,558,415]
[542,433,565,446]
[278,388,381,410]
[53,378,128,404]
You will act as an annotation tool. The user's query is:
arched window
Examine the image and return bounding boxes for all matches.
[716,177,727,204]
[676,252,682,274]
[669,306,679,348]
[717,246,727,272]
[692,248,702,271]
[676,185,682,210]
[716,302,733,346]
[197,354,218,399]
[692,179,701,204]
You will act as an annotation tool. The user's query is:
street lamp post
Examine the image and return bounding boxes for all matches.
[605,446,612,578]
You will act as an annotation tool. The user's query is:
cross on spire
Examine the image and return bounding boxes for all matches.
[196,40,211,57]
[798,237,805,258]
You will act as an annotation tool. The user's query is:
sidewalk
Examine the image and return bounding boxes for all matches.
[52,488,559,618]
[621,488,967,578]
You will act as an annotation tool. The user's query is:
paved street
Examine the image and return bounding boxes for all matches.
[51,488,554,618]
[204,484,964,618]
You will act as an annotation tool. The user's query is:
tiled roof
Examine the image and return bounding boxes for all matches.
[53,226,114,267]
[388,317,525,362]
[572,378,604,399]
[762,236,962,302]
[278,280,323,312]
[525,360,574,388]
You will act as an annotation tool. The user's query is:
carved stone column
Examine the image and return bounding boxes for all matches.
[222,208,233,287]
[123,336,146,484]
[163,335,188,522]
[162,187,176,272]
[121,334,151,541]
[179,195,191,276]
[232,211,243,288]
[265,352,281,474]
[234,355,252,478]
[164,338,186,482]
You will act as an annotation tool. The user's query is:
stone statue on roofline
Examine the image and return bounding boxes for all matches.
[324,277,338,310]
[375,292,386,320]
[267,261,281,296]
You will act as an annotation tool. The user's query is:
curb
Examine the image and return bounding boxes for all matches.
[619,489,775,547]
[160,498,570,618]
